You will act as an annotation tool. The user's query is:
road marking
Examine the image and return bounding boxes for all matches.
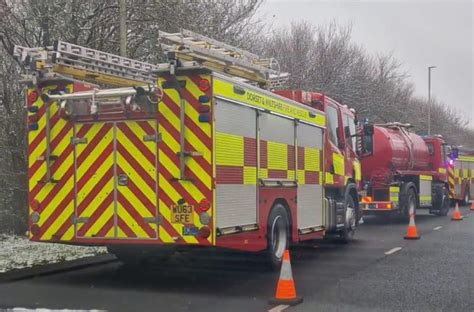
[433,226,443,231]
[385,247,402,255]
[269,304,289,312]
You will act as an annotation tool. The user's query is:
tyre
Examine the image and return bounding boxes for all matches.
[266,203,290,270]
[338,194,357,243]
[434,188,450,216]
[398,182,417,223]
[462,187,470,206]
[401,187,417,223]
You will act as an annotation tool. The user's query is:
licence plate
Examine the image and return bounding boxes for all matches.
[171,204,194,225]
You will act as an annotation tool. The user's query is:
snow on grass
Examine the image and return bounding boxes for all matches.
[0,234,107,273]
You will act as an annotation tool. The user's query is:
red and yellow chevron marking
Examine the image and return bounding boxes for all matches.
[28,83,89,242]
[158,74,214,245]
[115,121,158,239]
[75,122,115,238]
[73,121,160,240]
[447,162,455,198]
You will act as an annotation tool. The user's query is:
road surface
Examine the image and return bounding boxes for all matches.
[0,206,473,312]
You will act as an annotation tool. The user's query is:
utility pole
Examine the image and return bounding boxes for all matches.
[119,0,127,57]
[428,66,436,135]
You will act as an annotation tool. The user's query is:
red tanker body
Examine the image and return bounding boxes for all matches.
[362,125,431,188]
[360,123,452,220]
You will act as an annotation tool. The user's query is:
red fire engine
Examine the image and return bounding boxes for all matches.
[15,30,362,268]
[450,148,474,204]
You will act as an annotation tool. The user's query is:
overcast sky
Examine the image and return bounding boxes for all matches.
[260,0,473,127]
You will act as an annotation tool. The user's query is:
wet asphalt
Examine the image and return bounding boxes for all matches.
[0,205,472,312]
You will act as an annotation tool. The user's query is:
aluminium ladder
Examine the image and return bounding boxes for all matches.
[159,29,288,88]
[14,41,160,87]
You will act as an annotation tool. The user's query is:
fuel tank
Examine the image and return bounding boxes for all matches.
[361,126,430,183]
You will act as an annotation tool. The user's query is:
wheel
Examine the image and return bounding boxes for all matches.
[266,203,290,270]
[401,187,417,223]
[434,188,450,216]
[462,187,470,206]
[338,194,357,243]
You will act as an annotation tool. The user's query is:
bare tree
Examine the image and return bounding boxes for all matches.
[0,0,264,234]
[262,20,473,148]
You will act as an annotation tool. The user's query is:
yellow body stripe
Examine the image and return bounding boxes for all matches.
[215,132,244,166]
[353,160,361,181]
[243,167,257,185]
[267,141,287,170]
[332,152,345,176]
[305,148,320,172]
[420,175,432,181]
[325,173,334,184]
[459,155,474,162]
[213,77,325,126]
[420,195,432,202]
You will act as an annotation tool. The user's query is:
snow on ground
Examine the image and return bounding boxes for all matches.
[0,234,106,273]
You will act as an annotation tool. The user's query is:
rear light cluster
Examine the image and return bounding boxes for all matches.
[198,79,211,123]
[378,203,392,209]
[361,196,373,203]
[197,198,211,238]
[27,90,40,131]
[198,226,211,239]
[29,199,41,237]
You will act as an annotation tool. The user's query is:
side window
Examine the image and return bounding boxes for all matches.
[343,114,357,151]
[326,106,339,146]
[442,144,451,162]
[427,143,434,155]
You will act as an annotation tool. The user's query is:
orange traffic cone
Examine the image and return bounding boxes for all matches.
[452,202,463,221]
[269,250,303,306]
[470,202,474,211]
[404,210,420,240]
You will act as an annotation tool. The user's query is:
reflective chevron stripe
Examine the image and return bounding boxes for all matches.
[115,121,158,239]
[158,74,213,245]
[29,75,213,245]
[448,163,455,198]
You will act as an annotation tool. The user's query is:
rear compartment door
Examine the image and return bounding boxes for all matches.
[115,121,159,239]
[74,123,115,238]
[73,121,159,239]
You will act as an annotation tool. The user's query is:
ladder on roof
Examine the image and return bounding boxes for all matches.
[159,29,288,87]
[14,30,289,88]
[14,41,160,87]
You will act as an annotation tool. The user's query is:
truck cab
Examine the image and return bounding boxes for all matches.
[273,90,362,236]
